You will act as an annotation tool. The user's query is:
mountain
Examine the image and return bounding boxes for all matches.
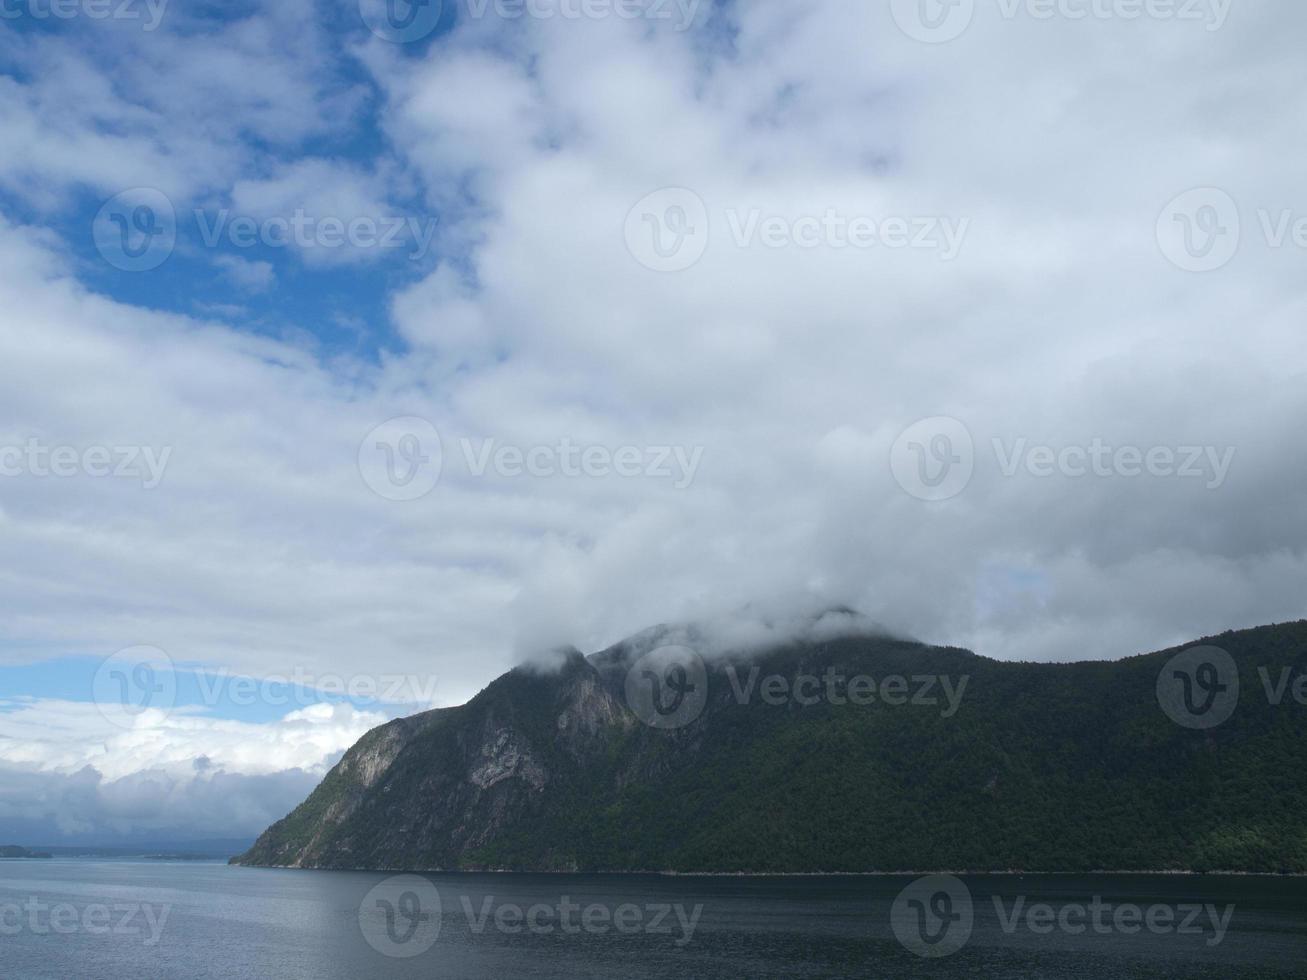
[234,618,1307,874]
[0,845,52,859]
[38,840,256,860]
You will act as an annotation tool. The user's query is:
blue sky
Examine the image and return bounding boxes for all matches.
[0,656,433,723]
[0,2,456,359]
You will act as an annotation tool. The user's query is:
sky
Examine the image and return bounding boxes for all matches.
[0,0,1304,844]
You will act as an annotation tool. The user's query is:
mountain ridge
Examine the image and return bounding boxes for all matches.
[234,619,1307,874]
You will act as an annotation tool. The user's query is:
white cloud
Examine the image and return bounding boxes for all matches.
[0,1,365,208]
[0,699,383,781]
[213,254,276,292]
[0,698,385,839]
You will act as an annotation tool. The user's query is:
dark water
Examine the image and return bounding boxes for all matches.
[1,860,1304,979]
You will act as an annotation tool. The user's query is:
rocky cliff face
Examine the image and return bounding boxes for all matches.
[236,649,627,869]
[234,620,1307,873]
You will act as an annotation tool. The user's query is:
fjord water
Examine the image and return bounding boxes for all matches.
[1,861,1304,979]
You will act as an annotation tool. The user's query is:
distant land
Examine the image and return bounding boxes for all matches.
[235,617,1307,875]
[0,840,254,860]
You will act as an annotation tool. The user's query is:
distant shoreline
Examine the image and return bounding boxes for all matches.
[232,864,1307,878]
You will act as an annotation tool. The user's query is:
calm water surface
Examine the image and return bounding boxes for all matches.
[1,860,1304,979]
